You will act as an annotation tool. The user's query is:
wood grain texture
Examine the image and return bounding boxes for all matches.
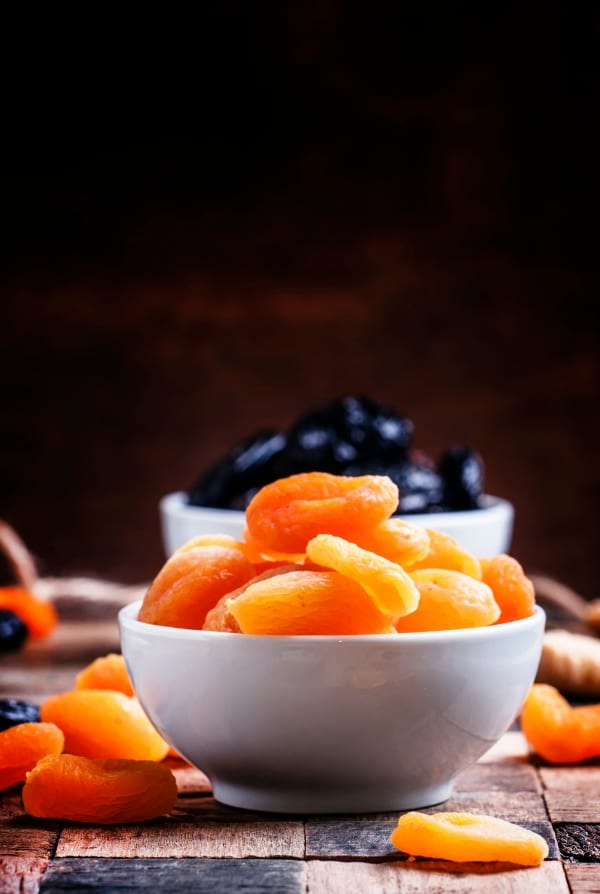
[305,859,570,893]
[564,864,600,893]
[38,858,305,893]
[439,792,549,823]
[0,856,50,894]
[454,762,541,793]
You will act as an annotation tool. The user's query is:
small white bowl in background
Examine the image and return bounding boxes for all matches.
[159,491,514,557]
[120,601,544,814]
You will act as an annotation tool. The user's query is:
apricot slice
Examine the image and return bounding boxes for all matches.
[0,722,64,790]
[390,811,548,866]
[521,683,600,763]
[407,529,481,579]
[41,690,169,761]
[245,472,399,555]
[227,570,397,635]
[75,653,135,696]
[138,545,255,628]
[203,563,302,632]
[0,587,58,638]
[394,569,500,632]
[480,555,535,623]
[347,518,430,567]
[306,534,419,620]
[23,754,177,823]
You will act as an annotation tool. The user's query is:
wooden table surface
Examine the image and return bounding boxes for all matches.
[2,615,600,894]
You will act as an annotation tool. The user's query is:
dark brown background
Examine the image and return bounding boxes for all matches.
[1,5,598,597]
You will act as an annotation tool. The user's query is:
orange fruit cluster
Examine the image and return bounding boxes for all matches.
[140,472,536,636]
[1,653,178,824]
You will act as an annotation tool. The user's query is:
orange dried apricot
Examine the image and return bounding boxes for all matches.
[138,544,255,628]
[41,690,169,761]
[245,472,399,555]
[75,653,135,696]
[520,683,600,763]
[406,529,481,579]
[227,570,397,635]
[346,518,430,567]
[390,811,548,866]
[0,722,64,790]
[394,569,500,632]
[23,754,177,823]
[203,563,302,632]
[480,555,535,623]
[0,586,58,638]
[306,534,419,620]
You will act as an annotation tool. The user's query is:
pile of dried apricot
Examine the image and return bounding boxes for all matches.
[1,652,178,824]
[140,471,536,636]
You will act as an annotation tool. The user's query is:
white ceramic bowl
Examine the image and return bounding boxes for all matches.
[120,601,544,814]
[159,491,514,557]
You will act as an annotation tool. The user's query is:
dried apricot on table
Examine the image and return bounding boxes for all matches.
[0,722,64,790]
[480,554,535,623]
[390,811,548,866]
[0,586,58,638]
[521,683,600,763]
[406,529,481,579]
[245,472,399,555]
[75,653,135,696]
[41,690,169,761]
[138,544,255,629]
[306,534,419,620]
[23,754,177,823]
[227,569,397,635]
[394,569,500,632]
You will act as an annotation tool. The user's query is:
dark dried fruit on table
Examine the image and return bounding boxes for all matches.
[188,430,287,508]
[0,699,41,731]
[438,445,484,510]
[0,610,28,652]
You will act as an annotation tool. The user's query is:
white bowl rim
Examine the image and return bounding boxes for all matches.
[120,600,544,646]
[160,490,514,522]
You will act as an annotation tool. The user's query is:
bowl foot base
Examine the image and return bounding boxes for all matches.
[211,779,455,815]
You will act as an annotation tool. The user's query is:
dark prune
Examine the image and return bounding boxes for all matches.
[278,416,359,476]
[343,452,443,514]
[0,609,28,652]
[0,698,40,731]
[438,445,484,510]
[188,430,287,508]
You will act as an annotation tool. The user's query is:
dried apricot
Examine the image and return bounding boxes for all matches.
[480,555,535,623]
[0,586,58,638]
[75,653,134,696]
[203,564,302,632]
[138,545,255,628]
[520,683,600,763]
[0,722,64,790]
[346,518,430,567]
[227,570,397,635]
[245,472,399,555]
[306,534,419,620]
[394,569,500,632]
[390,811,548,866]
[407,529,481,579]
[23,754,177,823]
[41,690,169,761]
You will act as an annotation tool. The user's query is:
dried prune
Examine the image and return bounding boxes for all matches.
[438,445,484,510]
[188,430,287,508]
[0,699,40,731]
[0,610,28,652]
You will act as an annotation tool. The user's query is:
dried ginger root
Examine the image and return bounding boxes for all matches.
[536,629,600,697]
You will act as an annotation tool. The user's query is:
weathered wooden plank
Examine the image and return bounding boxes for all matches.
[554,825,600,862]
[0,791,60,858]
[544,792,600,824]
[564,863,600,893]
[440,791,549,822]
[0,856,49,894]
[305,858,569,893]
[39,857,305,893]
[539,766,600,791]
[455,762,541,793]
[56,818,305,858]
